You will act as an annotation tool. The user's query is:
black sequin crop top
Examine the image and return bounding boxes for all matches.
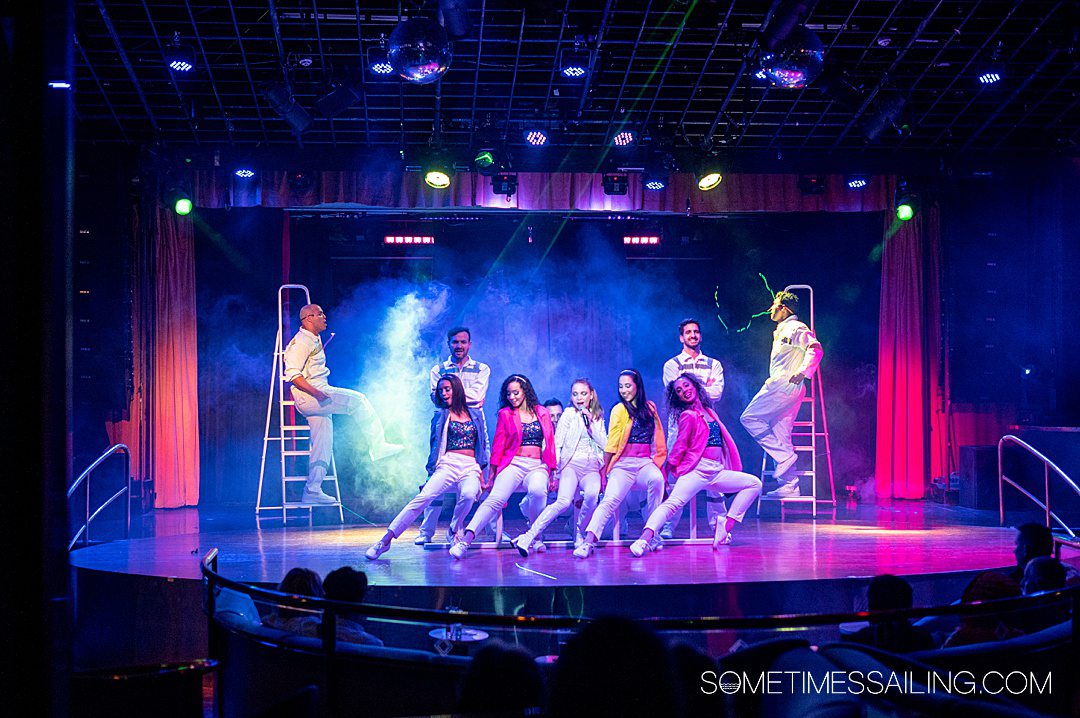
[627,413,654,444]
[705,419,723,447]
[520,419,544,447]
[446,418,477,451]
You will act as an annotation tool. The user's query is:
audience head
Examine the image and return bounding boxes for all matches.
[866,574,915,614]
[457,642,545,716]
[1021,556,1067,595]
[275,567,324,620]
[1014,523,1054,568]
[323,566,370,603]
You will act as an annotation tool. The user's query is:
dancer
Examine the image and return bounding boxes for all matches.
[740,291,823,498]
[514,379,607,556]
[660,318,727,538]
[573,369,665,559]
[417,326,491,544]
[630,373,761,557]
[284,304,402,505]
[449,375,556,560]
[365,375,488,559]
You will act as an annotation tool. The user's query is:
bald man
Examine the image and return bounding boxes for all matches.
[284,303,402,504]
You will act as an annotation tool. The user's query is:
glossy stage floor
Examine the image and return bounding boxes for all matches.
[71,499,1048,667]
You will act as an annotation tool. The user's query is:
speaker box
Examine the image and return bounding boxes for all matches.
[959,445,999,510]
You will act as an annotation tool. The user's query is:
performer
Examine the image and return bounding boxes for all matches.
[513,379,607,556]
[284,304,402,505]
[542,398,564,427]
[416,326,491,544]
[630,373,761,556]
[449,375,556,560]
[573,369,665,559]
[365,375,487,559]
[660,318,727,538]
[740,291,823,498]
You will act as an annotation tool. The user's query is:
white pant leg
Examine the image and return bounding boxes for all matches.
[585,458,645,539]
[705,490,728,529]
[644,466,714,535]
[520,463,550,526]
[707,469,762,523]
[525,463,581,540]
[465,459,528,535]
[634,462,665,521]
[302,413,333,493]
[295,385,393,462]
[419,495,445,538]
[387,457,477,537]
[740,381,804,480]
[576,466,602,537]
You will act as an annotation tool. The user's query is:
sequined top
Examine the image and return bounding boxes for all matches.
[520,419,544,447]
[705,419,723,448]
[627,412,655,445]
[446,419,477,451]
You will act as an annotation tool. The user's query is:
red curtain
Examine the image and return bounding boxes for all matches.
[875,204,943,499]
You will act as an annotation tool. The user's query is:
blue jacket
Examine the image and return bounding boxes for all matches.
[425,407,490,476]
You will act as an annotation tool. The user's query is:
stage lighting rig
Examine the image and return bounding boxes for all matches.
[977,42,1005,85]
[491,173,518,198]
[696,168,723,191]
[165,185,193,216]
[423,156,454,189]
[263,82,313,135]
[523,128,549,147]
[611,129,636,147]
[845,175,869,189]
[602,173,629,196]
[643,151,674,191]
[367,38,394,76]
[164,32,196,74]
[894,179,918,222]
[560,44,592,79]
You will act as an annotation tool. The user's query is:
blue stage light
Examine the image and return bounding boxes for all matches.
[523,129,548,146]
[846,175,869,189]
[235,169,255,179]
[612,130,635,147]
[978,71,1002,85]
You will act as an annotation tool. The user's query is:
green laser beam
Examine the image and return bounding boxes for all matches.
[759,272,774,297]
[736,309,772,333]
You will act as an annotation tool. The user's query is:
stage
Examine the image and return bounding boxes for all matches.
[69,500,1048,669]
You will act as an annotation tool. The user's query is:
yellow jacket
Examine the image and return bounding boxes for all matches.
[604,401,667,473]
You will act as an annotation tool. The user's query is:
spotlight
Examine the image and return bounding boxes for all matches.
[894,179,918,221]
[978,70,1002,85]
[165,186,193,216]
[234,168,255,179]
[644,178,667,191]
[602,173,628,196]
[473,148,506,176]
[623,235,660,245]
[491,173,518,197]
[424,158,453,189]
[164,32,196,73]
[977,42,1005,86]
[263,82,313,135]
[560,47,591,78]
[287,171,313,192]
[367,41,394,76]
[643,151,674,191]
[523,128,549,146]
[314,81,361,118]
[612,130,635,147]
[696,170,723,191]
[846,175,869,189]
[383,235,435,244]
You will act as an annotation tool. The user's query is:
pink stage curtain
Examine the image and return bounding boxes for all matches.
[875,205,943,499]
[147,206,201,508]
[194,170,894,213]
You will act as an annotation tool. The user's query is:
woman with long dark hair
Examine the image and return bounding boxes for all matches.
[514,378,607,556]
[365,374,488,559]
[573,369,665,559]
[450,374,556,559]
[629,372,760,557]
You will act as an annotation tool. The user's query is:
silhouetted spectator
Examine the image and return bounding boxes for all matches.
[456,642,546,717]
[549,617,684,718]
[1019,556,1071,632]
[845,574,935,653]
[264,567,323,633]
[943,571,1024,648]
[311,566,383,646]
[670,643,717,718]
[1006,523,1080,585]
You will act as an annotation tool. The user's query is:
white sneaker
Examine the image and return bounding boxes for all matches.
[300,489,337,505]
[532,540,547,554]
[766,482,801,498]
[574,533,585,549]
[413,533,432,545]
[365,540,389,560]
[774,454,798,481]
[629,538,649,557]
[573,542,594,559]
[449,540,468,560]
[369,442,404,462]
[513,534,533,558]
[659,524,674,540]
[712,522,730,550]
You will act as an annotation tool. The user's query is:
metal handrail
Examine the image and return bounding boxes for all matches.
[998,435,1079,537]
[201,549,1080,633]
[68,443,131,551]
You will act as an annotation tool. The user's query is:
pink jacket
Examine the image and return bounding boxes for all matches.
[489,405,557,477]
[665,408,742,480]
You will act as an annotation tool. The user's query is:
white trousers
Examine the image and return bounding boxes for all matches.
[521,457,602,541]
[585,457,664,540]
[388,453,481,538]
[292,386,392,492]
[465,456,549,535]
[644,458,761,533]
[664,416,727,531]
[419,486,475,538]
[740,379,805,485]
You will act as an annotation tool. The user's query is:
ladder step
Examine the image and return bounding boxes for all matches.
[282,425,310,432]
[794,446,815,452]
[282,501,341,508]
[762,470,816,477]
[284,475,340,481]
[283,450,312,456]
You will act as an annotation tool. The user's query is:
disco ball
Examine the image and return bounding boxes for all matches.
[387,18,453,85]
[759,25,825,89]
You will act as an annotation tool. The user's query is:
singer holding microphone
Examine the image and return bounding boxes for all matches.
[284,303,403,504]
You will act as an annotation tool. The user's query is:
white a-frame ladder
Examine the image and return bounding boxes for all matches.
[256,284,344,524]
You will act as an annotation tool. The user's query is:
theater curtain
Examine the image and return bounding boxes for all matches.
[875,206,944,499]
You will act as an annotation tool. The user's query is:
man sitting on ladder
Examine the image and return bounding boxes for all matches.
[740,291,823,499]
[284,303,403,504]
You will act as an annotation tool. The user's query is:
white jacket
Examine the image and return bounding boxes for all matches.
[553,406,608,473]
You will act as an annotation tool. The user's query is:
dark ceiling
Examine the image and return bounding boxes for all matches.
[75,0,1080,163]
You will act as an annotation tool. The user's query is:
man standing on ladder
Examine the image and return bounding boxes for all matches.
[284,304,403,504]
[741,291,823,499]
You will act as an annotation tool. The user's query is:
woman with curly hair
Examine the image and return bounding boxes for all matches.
[630,372,760,556]
[364,374,488,559]
[573,369,666,559]
[514,378,608,556]
[450,374,556,559]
